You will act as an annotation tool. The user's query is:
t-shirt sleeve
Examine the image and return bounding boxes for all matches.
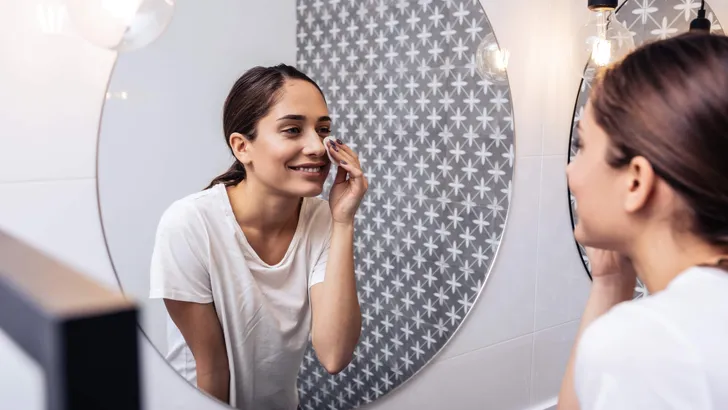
[308,202,333,288]
[149,202,213,304]
[574,303,709,410]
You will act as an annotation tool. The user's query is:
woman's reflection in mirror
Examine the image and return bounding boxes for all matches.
[149,64,367,410]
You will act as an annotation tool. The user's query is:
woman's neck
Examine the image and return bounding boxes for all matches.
[628,227,728,293]
[226,179,302,233]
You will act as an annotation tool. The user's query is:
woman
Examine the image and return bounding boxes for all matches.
[558,33,728,409]
[149,64,366,410]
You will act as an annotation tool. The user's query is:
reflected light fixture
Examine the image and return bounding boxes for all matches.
[690,0,711,33]
[66,0,175,52]
[577,0,635,79]
[476,32,510,85]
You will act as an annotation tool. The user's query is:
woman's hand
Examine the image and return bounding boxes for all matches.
[585,246,638,298]
[585,247,637,279]
[326,139,368,225]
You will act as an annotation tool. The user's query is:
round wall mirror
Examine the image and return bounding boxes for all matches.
[98,1,514,409]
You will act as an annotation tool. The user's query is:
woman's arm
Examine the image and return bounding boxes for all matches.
[557,276,635,410]
[309,221,361,374]
[164,299,229,403]
[309,138,366,374]
[557,249,636,410]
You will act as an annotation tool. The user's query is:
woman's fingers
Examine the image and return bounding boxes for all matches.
[327,140,366,188]
[337,158,364,178]
[328,141,358,169]
[329,139,360,168]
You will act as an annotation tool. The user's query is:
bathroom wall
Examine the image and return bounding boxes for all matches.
[3,1,725,409]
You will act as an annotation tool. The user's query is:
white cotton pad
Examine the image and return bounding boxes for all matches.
[323,136,339,165]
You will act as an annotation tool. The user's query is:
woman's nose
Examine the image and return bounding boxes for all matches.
[304,132,327,156]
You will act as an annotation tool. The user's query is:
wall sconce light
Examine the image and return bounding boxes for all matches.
[65,0,175,52]
[577,0,634,79]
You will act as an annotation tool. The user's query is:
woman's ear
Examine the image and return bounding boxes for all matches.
[229,133,251,165]
[624,155,656,213]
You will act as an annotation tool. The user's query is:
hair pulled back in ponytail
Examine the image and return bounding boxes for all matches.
[592,33,728,246]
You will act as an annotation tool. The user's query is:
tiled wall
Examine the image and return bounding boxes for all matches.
[3,1,725,409]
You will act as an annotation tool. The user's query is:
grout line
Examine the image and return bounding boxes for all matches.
[529,154,545,403]
[437,331,532,362]
[533,318,581,335]
[516,153,567,159]
[0,176,95,185]
[437,308,582,364]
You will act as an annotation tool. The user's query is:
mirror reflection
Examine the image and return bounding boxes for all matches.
[148,64,366,409]
[97,1,515,409]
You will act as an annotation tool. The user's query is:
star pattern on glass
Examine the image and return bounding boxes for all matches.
[295,0,514,408]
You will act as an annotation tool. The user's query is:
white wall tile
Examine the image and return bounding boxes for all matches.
[0,0,115,182]
[363,334,533,410]
[0,179,118,290]
[0,329,44,410]
[534,156,591,331]
[530,320,580,406]
[436,156,541,361]
[541,0,591,156]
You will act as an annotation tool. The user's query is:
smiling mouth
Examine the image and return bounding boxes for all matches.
[288,166,324,173]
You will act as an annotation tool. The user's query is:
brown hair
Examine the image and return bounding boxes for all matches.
[591,33,728,246]
[205,64,325,189]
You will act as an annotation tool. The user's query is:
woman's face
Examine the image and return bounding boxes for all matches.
[236,79,332,198]
[566,102,635,250]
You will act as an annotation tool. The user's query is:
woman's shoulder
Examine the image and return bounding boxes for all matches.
[577,268,727,366]
[575,300,711,409]
[574,271,728,408]
[575,299,696,401]
[582,266,728,348]
[157,187,222,236]
[578,300,673,358]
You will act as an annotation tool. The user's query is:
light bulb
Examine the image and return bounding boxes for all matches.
[592,38,612,66]
[476,32,510,85]
[576,10,634,80]
[66,0,175,52]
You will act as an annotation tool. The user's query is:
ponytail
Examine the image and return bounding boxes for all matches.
[205,161,246,190]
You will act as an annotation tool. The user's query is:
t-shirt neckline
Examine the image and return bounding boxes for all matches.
[215,183,308,268]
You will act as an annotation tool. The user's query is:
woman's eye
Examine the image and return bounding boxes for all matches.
[283,127,301,135]
[318,127,331,134]
[573,131,583,151]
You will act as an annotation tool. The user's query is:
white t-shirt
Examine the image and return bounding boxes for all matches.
[149,183,332,410]
[575,266,728,410]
